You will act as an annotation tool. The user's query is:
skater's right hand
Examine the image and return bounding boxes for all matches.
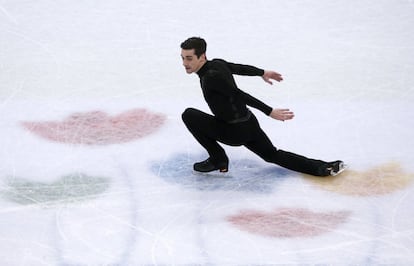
[269,108,294,122]
[262,70,283,85]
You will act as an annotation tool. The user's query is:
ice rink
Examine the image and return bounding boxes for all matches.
[1,0,414,265]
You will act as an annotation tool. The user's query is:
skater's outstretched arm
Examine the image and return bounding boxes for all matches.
[223,61,283,85]
[269,108,294,122]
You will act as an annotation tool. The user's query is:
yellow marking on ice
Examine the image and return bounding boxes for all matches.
[303,162,414,196]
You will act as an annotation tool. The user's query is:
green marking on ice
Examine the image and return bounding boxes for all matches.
[1,173,111,206]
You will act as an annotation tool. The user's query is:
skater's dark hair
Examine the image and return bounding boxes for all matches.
[180,37,207,58]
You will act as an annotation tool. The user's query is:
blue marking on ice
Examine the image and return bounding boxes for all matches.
[151,153,293,193]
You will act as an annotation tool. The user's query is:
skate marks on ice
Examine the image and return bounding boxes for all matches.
[228,208,351,238]
[5,108,158,264]
[150,154,353,240]
[0,171,139,265]
[0,173,110,206]
[150,153,293,193]
[303,162,414,196]
[21,108,166,145]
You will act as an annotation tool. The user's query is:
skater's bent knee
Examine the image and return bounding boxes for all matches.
[181,108,199,123]
[182,108,194,120]
[182,107,197,115]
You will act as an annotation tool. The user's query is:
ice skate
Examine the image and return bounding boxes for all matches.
[193,158,228,173]
[318,160,346,176]
[326,160,346,176]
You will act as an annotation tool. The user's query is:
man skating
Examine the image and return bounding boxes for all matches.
[180,37,344,176]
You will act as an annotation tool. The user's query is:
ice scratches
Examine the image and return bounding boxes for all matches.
[0,4,18,24]
[151,153,293,193]
[1,173,110,206]
[228,208,351,238]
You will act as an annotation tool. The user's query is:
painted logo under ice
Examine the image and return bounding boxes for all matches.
[22,108,166,145]
[151,153,293,193]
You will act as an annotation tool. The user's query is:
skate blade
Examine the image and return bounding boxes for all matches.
[192,169,230,178]
[331,163,347,176]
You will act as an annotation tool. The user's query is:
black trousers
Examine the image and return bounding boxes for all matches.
[182,107,328,176]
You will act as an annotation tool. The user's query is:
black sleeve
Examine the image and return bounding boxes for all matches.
[224,61,265,76]
[240,89,273,115]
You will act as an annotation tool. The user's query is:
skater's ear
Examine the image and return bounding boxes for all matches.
[198,52,206,60]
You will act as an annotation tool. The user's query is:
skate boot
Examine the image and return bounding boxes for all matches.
[193,158,228,173]
[318,160,346,176]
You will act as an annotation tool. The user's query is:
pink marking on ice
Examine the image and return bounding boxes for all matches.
[22,108,166,145]
[227,208,351,238]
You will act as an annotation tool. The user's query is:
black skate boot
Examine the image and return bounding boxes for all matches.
[193,158,228,173]
[318,160,346,176]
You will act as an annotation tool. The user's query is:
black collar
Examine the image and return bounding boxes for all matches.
[196,61,210,78]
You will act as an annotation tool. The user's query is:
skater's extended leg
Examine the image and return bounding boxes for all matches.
[244,122,330,176]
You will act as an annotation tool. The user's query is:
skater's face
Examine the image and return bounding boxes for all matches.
[181,49,206,74]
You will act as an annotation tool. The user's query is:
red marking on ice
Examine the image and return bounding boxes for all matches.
[22,109,166,145]
[227,208,350,238]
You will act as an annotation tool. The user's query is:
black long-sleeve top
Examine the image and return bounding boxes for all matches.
[196,59,273,122]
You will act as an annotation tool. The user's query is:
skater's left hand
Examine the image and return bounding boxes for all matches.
[262,70,283,85]
[270,108,294,121]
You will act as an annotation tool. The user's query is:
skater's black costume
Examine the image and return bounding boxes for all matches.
[182,59,330,176]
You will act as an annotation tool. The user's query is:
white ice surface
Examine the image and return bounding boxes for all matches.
[1,0,414,265]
